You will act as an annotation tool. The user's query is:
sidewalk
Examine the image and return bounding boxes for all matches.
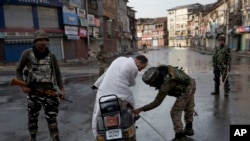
[0,62,99,87]
[0,49,142,86]
[2,47,249,86]
[190,47,250,58]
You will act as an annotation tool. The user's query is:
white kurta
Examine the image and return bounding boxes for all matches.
[92,57,138,137]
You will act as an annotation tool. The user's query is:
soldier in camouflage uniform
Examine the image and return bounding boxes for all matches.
[16,30,65,141]
[133,65,196,141]
[211,34,231,96]
[96,42,106,76]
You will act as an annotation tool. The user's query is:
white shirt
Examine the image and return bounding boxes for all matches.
[92,56,138,137]
[94,56,138,107]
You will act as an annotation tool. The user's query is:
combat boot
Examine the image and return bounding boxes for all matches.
[171,132,186,141]
[29,134,36,141]
[211,91,219,95]
[184,122,194,136]
[51,134,61,141]
[224,86,230,97]
[224,92,229,97]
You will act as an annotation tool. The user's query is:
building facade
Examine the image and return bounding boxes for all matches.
[167,0,249,53]
[0,0,64,62]
[136,17,168,48]
[0,0,137,63]
[167,3,203,47]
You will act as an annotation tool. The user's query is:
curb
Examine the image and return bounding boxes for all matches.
[0,81,10,87]
[0,73,98,87]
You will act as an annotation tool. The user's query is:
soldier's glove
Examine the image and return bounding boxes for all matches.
[91,85,98,90]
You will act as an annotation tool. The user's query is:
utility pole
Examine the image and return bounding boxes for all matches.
[224,0,229,45]
[85,0,90,48]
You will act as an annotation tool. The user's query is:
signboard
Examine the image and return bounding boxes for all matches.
[77,8,85,18]
[64,26,78,35]
[93,27,99,38]
[95,18,100,27]
[236,26,250,33]
[0,32,4,38]
[79,18,88,27]
[63,5,76,14]
[0,0,63,7]
[69,0,81,8]
[244,26,250,32]
[67,35,79,40]
[63,13,78,26]
[176,36,185,40]
[88,14,95,26]
[88,27,93,36]
[79,27,87,37]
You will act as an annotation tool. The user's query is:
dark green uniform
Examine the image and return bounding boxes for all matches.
[212,44,231,95]
[96,46,106,76]
[141,65,196,138]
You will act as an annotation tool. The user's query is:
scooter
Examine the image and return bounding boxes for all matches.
[96,94,139,141]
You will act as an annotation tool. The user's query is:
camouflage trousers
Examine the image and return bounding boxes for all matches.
[27,91,60,140]
[213,69,230,93]
[98,62,106,76]
[171,79,196,133]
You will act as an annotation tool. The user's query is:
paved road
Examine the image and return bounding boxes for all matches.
[1,47,250,141]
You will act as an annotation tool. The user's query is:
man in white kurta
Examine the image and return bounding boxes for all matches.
[92,55,148,138]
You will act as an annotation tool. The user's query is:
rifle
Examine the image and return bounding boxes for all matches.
[10,79,73,103]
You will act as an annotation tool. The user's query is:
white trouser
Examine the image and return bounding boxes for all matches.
[92,99,100,138]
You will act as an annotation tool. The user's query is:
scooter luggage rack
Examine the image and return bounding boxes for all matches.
[99,94,122,129]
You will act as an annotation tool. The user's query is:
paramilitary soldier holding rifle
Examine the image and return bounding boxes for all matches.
[14,30,71,141]
[211,34,231,96]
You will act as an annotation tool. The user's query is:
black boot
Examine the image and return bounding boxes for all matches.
[171,132,186,141]
[29,134,36,141]
[211,83,220,95]
[184,122,194,136]
[224,92,229,97]
[211,91,219,95]
[224,82,230,97]
[51,134,61,141]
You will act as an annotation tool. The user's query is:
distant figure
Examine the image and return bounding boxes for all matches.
[96,42,106,76]
[142,44,147,53]
[211,34,231,96]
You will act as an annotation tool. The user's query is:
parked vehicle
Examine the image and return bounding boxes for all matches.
[96,94,139,141]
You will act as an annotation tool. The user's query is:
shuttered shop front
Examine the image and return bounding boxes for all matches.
[4,5,34,28]
[37,6,59,28]
[38,6,63,60]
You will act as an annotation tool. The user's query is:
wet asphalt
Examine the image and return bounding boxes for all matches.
[0,47,250,141]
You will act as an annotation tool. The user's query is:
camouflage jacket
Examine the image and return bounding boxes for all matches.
[141,65,191,111]
[16,47,64,89]
[212,45,231,71]
[96,50,106,62]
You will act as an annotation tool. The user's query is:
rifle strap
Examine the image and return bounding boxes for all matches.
[51,53,58,90]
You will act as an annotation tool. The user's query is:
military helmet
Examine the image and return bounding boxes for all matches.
[217,34,226,41]
[99,42,104,48]
[33,30,49,43]
[142,67,159,85]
